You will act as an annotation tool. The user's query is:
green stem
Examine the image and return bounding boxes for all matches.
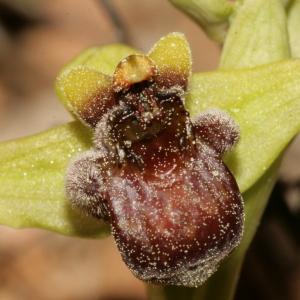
[287,0,300,58]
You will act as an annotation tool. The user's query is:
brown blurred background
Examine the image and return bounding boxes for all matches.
[0,1,299,299]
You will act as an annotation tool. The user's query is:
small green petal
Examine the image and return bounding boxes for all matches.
[148,32,192,89]
[55,67,114,127]
[55,44,140,127]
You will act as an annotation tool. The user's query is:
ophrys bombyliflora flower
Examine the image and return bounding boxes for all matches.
[57,33,244,287]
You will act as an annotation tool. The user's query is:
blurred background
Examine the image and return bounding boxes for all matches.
[0,1,299,299]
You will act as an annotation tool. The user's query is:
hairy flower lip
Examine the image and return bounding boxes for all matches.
[106,137,244,287]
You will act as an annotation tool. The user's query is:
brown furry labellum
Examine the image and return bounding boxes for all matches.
[64,34,244,287]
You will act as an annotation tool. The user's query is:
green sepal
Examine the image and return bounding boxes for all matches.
[0,122,109,237]
[187,59,300,192]
[220,0,290,68]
